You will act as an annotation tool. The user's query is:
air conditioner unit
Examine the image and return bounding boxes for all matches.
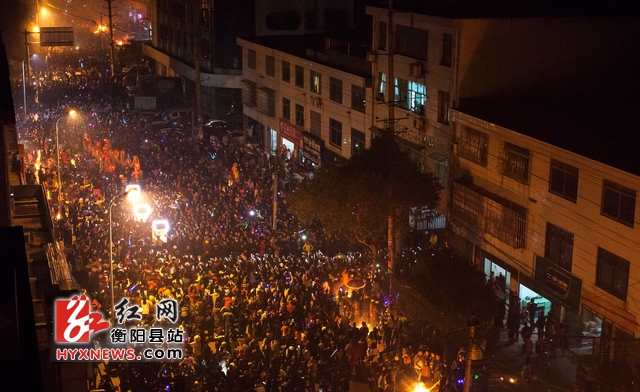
[377,92,385,102]
[311,97,322,108]
[409,62,425,77]
[414,117,425,129]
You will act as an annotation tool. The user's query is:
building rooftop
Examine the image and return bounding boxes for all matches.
[457,92,640,176]
[368,0,640,19]
[240,31,372,79]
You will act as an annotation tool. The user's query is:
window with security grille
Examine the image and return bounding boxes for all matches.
[459,126,488,167]
[503,142,530,184]
[596,247,630,301]
[242,80,256,107]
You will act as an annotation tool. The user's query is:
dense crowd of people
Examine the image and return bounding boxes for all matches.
[16,52,467,392]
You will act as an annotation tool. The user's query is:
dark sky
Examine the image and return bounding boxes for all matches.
[0,0,32,63]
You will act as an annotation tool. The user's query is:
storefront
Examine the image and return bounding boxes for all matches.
[267,127,278,154]
[302,131,323,168]
[279,119,302,158]
[482,251,517,303]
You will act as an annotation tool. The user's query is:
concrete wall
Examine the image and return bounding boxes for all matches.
[451,109,640,338]
[238,38,373,160]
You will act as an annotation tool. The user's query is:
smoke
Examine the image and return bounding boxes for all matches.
[0,0,31,63]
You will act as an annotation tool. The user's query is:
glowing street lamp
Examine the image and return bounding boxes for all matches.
[55,109,77,219]
[125,184,141,202]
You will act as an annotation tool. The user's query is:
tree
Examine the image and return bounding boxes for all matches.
[289,135,441,270]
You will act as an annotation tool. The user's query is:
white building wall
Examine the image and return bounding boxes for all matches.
[367,7,455,215]
[452,110,640,338]
[238,38,373,161]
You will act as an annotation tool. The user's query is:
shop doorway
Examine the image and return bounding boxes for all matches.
[282,138,294,155]
[519,284,551,322]
[483,257,511,300]
[269,128,278,153]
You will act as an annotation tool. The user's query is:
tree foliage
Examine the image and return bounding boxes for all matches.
[289,135,441,253]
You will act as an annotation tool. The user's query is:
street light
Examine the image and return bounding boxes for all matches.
[55,109,76,219]
[109,186,140,323]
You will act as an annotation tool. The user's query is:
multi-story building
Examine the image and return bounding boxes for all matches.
[366,6,455,226]
[367,2,640,370]
[237,34,373,165]
[143,0,357,122]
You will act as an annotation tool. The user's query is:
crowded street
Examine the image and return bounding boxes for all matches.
[14,47,463,392]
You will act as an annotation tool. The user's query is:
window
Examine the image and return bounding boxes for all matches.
[310,70,321,94]
[596,247,630,301]
[378,21,387,50]
[242,80,256,107]
[247,49,256,70]
[282,61,290,82]
[545,222,574,271]
[305,12,317,29]
[295,65,304,87]
[549,159,578,202]
[378,72,386,101]
[266,55,275,77]
[601,180,636,227]
[295,104,304,127]
[257,87,275,116]
[459,126,488,166]
[437,91,450,124]
[310,110,321,137]
[396,25,428,61]
[395,78,425,115]
[282,97,290,121]
[441,33,452,67]
[503,142,530,184]
[351,128,365,156]
[351,85,366,112]
[330,77,343,103]
[329,118,342,148]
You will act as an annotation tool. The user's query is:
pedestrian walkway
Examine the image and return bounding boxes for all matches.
[488,329,594,391]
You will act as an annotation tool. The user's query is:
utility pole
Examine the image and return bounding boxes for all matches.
[106,0,116,76]
[463,325,474,392]
[386,0,397,272]
[194,1,203,140]
[272,156,278,230]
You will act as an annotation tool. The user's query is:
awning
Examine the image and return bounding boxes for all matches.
[429,152,448,162]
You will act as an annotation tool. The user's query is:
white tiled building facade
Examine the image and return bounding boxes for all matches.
[450,109,640,364]
[237,38,373,165]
